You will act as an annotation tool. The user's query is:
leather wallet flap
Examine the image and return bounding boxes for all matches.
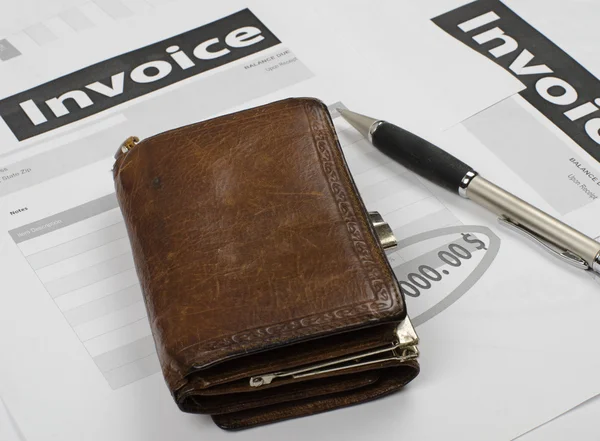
[113,98,407,394]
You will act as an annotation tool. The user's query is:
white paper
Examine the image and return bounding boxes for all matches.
[0,397,23,441]
[1,1,600,441]
[517,396,600,441]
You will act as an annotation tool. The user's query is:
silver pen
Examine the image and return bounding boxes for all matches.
[338,108,600,275]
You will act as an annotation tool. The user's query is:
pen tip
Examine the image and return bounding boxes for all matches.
[335,108,378,139]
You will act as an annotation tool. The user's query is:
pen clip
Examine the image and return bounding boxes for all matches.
[497,216,590,271]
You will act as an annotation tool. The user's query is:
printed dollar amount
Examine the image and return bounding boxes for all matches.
[398,233,486,298]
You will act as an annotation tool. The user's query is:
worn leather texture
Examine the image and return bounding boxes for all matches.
[113,98,419,430]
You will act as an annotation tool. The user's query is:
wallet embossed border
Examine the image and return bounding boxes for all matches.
[113,97,419,429]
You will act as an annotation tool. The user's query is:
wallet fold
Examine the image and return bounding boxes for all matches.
[113,97,419,429]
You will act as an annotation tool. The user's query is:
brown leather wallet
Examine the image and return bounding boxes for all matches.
[113,98,419,430]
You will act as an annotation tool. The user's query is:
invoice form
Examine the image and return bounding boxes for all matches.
[1,1,600,441]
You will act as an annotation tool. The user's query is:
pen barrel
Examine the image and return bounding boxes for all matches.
[467,176,600,266]
[371,122,474,193]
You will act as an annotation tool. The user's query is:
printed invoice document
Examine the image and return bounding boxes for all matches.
[1,1,600,441]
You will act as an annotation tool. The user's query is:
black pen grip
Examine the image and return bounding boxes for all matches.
[372,122,474,194]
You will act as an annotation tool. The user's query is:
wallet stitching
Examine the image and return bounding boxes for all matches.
[304,102,403,311]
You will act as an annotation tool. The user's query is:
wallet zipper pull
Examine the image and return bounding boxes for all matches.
[115,136,140,159]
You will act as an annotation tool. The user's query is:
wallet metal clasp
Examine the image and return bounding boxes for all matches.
[115,136,139,160]
[249,318,419,388]
[369,211,397,250]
